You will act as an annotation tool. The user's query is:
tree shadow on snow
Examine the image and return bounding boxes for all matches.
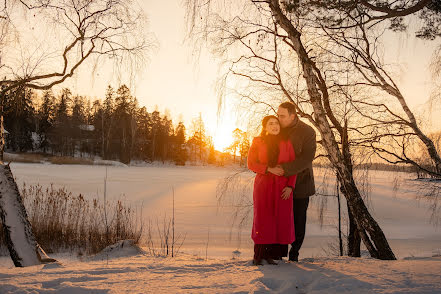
[247,259,380,294]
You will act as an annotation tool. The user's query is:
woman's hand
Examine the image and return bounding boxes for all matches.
[267,165,284,176]
[281,187,292,200]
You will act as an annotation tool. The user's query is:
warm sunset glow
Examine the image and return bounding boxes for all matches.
[203,103,242,153]
[212,124,235,152]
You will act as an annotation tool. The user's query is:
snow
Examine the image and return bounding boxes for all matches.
[0,251,440,293]
[91,240,146,261]
[78,124,95,131]
[0,165,40,267]
[1,163,441,292]
[92,159,128,167]
[31,132,40,150]
[4,163,441,259]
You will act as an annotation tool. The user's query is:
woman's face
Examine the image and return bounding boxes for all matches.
[265,118,280,135]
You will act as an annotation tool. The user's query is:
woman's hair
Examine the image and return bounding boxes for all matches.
[260,115,281,168]
[259,115,278,136]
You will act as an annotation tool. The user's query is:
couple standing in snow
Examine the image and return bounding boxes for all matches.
[247,102,316,265]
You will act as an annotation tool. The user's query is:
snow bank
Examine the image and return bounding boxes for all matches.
[91,240,146,261]
[93,159,128,167]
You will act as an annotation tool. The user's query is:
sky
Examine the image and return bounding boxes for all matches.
[64,0,240,151]
[137,1,240,151]
[35,1,441,151]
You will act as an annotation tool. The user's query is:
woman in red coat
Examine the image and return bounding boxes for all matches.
[247,115,297,265]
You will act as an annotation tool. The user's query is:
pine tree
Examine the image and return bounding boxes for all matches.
[51,88,72,155]
[71,95,87,155]
[37,90,56,153]
[158,116,173,162]
[3,86,35,152]
[189,113,207,163]
[71,95,86,127]
[91,99,103,156]
[173,121,187,165]
[102,85,115,159]
[114,85,135,163]
[149,110,161,161]
[133,106,150,160]
[129,96,138,161]
[207,136,216,165]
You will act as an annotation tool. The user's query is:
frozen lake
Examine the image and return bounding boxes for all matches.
[9,162,441,259]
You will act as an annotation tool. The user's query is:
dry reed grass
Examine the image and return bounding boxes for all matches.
[49,156,94,165]
[0,183,142,255]
[3,153,94,165]
[4,153,44,163]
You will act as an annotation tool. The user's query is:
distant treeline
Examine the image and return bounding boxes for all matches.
[2,84,224,165]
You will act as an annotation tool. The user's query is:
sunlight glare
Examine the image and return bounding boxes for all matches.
[212,124,235,152]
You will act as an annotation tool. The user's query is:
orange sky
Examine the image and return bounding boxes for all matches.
[59,1,441,151]
[62,0,240,151]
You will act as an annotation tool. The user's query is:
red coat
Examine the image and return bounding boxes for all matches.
[247,137,297,244]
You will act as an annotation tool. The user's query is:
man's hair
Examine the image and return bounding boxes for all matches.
[279,102,296,115]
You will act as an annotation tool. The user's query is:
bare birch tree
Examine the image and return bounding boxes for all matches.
[0,0,152,266]
[307,1,441,177]
[185,0,399,259]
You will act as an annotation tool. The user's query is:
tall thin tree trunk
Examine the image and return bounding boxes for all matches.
[130,115,137,163]
[151,128,156,161]
[101,113,105,159]
[341,121,361,257]
[347,203,361,257]
[0,113,4,162]
[336,177,343,256]
[121,126,128,164]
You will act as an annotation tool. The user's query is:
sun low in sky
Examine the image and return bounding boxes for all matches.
[61,0,440,145]
[212,124,236,152]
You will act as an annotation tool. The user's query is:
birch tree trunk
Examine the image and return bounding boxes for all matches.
[342,123,362,256]
[269,0,396,260]
[0,164,41,267]
[347,203,362,257]
[1,104,5,162]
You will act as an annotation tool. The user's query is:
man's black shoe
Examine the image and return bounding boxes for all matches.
[253,258,264,266]
[288,255,299,262]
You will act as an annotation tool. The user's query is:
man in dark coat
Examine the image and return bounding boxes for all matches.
[274,101,316,262]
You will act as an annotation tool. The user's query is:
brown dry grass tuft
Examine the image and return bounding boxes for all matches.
[4,153,44,163]
[48,157,94,165]
[0,183,142,255]
[3,153,94,165]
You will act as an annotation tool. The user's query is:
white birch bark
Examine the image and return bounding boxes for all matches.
[0,164,41,267]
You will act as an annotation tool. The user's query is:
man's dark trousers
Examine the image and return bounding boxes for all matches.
[289,197,310,261]
[280,116,316,261]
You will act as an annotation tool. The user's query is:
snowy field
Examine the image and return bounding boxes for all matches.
[1,163,441,293]
[5,162,441,259]
[1,251,440,293]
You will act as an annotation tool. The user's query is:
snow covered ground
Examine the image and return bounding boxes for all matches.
[1,163,441,293]
[1,250,440,293]
[6,163,441,259]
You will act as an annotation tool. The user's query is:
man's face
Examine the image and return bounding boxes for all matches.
[277,107,295,128]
